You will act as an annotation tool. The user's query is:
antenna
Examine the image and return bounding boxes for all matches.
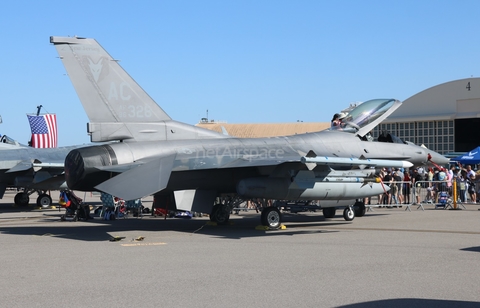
[36,105,43,116]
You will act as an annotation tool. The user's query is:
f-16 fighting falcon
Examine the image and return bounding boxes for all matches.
[50,36,449,228]
[0,134,79,207]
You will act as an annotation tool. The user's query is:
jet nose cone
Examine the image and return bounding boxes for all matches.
[427,151,450,166]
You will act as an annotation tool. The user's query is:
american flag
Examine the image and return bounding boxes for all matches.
[27,114,58,148]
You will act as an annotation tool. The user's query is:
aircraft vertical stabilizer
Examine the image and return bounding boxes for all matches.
[50,36,226,142]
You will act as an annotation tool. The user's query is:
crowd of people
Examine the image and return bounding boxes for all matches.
[330,112,477,206]
[365,164,478,206]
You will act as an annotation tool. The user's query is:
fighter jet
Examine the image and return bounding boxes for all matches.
[0,134,79,207]
[50,36,449,228]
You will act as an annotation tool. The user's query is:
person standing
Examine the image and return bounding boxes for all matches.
[382,170,393,205]
[458,171,467,203]
[467,174,477,203]
[403,169,411,204]
[462,165,476,203]
[395,168,404,205]
[412,168,423,205]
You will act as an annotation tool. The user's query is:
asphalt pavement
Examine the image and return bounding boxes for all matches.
[0,191,479,308]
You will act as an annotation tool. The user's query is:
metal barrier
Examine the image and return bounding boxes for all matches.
[365,180,461,211]
[364,180,413,208]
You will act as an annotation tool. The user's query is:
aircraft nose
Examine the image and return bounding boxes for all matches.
[427,151,450,166]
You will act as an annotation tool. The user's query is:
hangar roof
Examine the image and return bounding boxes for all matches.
[386,77,480,122]
[196,122,330,138]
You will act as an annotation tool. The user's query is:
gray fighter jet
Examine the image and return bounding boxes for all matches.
[0,134,79,207]
[51,36,449,228]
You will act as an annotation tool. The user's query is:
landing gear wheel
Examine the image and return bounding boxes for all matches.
[14,192,30,206]
[260,207,267,224]
[322,207,336,218]
[261,207,282,229]
[37,194,52,208]
[210,204,230,224]
[210,204,220,222]
[354,201,366,217]
[343,207,355,221]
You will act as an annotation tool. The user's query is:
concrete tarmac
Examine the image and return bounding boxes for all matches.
[0,191,479,308]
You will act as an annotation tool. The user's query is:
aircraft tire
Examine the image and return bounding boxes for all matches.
[209,204,220,222]
[261,207,282,229]
[14,192,30,206]
[354,201,366,217]
[37,194,52,208]
[260,207,267,224]
[343,207,355,221]
[322,207,336,218]
[211,204,230,224]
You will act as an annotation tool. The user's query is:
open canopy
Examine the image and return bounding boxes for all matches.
[329,99,402,137]
[450,146,480,165]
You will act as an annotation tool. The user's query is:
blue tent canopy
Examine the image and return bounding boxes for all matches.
[450,146,480,165]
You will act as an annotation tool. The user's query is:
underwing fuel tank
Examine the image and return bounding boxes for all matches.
[236,176,387,200]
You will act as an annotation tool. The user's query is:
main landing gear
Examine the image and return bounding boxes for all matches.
[14,190,53,208]
[210,203,230,224]
[209,197,244,225]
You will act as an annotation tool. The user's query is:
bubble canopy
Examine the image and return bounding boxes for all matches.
[331,99,401,137]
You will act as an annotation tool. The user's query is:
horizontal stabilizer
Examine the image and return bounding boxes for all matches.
[95,154,176,200]
[301,156,413,169]
[6,161,33,173]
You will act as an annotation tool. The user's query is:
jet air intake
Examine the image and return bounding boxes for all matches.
[65,145,118,191]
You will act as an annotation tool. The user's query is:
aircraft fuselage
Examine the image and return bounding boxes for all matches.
[64,129,444,199]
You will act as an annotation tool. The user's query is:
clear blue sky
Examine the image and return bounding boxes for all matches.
[1,1,479,146]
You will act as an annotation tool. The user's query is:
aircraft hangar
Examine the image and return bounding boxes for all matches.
[378,77,480,155]
[197,77,480,156]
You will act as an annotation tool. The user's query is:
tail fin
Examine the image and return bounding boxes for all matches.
[50,36,225,142]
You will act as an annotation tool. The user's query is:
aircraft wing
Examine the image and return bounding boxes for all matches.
[93,151,301,200]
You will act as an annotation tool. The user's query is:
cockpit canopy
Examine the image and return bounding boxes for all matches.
[0,135,20,146]
[330,98,401,138]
